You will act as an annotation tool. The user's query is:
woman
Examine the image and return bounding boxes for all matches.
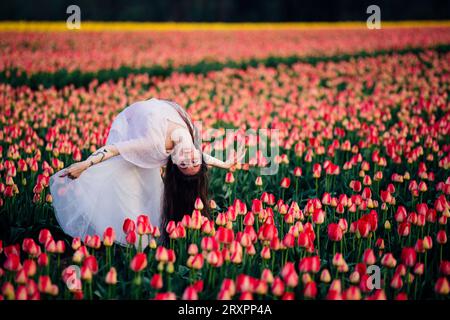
[49,98,240,246]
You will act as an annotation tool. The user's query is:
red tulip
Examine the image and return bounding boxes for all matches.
[137,215,152,235]
[83,256,99,274]
[187,254,204,270]
[312,164,322,178]
[395,292,408,300]
[401,247,417,267]
[182,286,199,300]
[103,227,116,247]
[155,246,169,262]
[84,235,101,249]
[362,249,376,265]
[356,219,370,238]
[280,177,290,188]
[72,237,81,250]
[37,253,48,267]
[150,274,163,289]
[258,223,277,242]
[154,292,176,300]
[298,256,321,274]
[2,282,15,300]
[225,172,235,184]
[194,197,204,210]
[126,231,137,245]
[220,279,236,296]
[38,275,52,294]
[251,199,263,213]
[390,273,403,290]
[398,222,411,237]
[437,230,447,244]
[4,253,21,272]
[38,229,52,244]
[239,292,253,300]
[16,286,27,300]
[23,259,36,277]
[130,253,147,272]
[343,286,361,300]
[303,281,317,299]
[271,277,285,296]
[260,246,271,260]
[22,238,40,257]
[281,262,298,287]
[434,277,449,295]
[328,223,343,241]
[45,239,56,253]
[122,218,136,234]
[439,261,450,275]
[105,267,118,285]
[216,226,234,244]
[56,240,65,254]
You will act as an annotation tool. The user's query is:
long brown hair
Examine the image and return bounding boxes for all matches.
[160,101,210,245]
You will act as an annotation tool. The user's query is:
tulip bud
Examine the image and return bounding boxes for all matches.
[166,262,174,273]
[37,253,48,267]
[150,273,163,289]
[303,281,317,299]
[271,277,285,296]
[130,253,147,272]
[209,199,217,209]
[434,277,449,295]
[320,269,331,283]
[182,286,199,300]
[349,271,360,284]
[260,246,271,260]
[2,282,15,300]
[437,230,447,244]
[343,286,361,300]
[362,249,376,265]
[72,237,81,250]
[261,269,274,284]
[225,172,235,184]
[194,197,204,210]
[105,267,117,285]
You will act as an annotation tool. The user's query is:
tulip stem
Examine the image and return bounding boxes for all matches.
[315,178,318,197]
[316,225,321,255]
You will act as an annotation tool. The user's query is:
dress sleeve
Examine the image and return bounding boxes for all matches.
[106,101,169,169]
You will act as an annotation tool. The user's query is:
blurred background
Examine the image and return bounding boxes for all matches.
[1,0,450,21]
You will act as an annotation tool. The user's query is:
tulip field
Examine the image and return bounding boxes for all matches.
[0,23,449,300]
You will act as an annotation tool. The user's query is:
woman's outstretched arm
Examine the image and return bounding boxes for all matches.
[59,145,120,179]
[202,153,233,169]
[203,144,246,170]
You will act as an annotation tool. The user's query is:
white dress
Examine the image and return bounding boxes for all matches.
[49,98,193,246]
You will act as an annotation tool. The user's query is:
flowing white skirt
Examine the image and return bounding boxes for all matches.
[49,155,163,246]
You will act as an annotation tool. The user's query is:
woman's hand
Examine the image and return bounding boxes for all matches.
[59,161,90,180]
[223,144,246,169]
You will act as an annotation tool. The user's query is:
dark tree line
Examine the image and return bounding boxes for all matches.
[1,0,449,21]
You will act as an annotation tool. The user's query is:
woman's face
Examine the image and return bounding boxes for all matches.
[175,147,202,176]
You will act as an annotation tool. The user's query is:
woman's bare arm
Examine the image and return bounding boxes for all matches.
[59,145,120,179]
[202,153,232,169]
[203,144,246,170]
